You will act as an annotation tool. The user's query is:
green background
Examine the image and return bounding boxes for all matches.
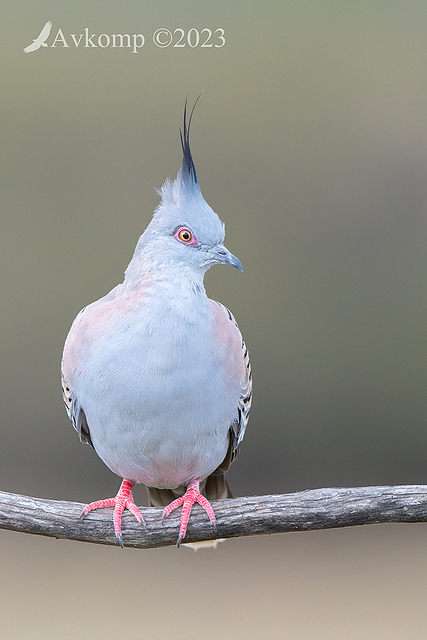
[1,1,427,638]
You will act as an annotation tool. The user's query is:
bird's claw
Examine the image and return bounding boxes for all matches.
[80,479,145,547]
[162,478,217,547]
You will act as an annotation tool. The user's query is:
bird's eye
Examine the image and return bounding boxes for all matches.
[174,226,197,245]
[179,229,192,242]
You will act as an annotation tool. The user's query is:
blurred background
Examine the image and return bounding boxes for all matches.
[1,1,427,638]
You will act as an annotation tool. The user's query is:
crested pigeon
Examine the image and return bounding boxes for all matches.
[61,100,252,547]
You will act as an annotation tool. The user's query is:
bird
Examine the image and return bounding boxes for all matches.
[61,99,252,547]
[23,21,52,53]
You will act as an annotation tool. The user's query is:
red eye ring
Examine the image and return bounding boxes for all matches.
[174,226,197,245]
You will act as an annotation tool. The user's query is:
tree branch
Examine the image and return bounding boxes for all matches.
[0,485,426,549]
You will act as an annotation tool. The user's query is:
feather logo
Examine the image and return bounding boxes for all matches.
[23,21,52,53]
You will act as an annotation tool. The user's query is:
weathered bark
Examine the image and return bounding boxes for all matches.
[0,485,426,549]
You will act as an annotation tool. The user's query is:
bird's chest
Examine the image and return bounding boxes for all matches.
[78,286,217,407]
[65,282,241,486]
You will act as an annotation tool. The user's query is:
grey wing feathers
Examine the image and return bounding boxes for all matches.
[233,336,252,454]
[200,309,252,500]
[221,305,253,467]
[61,368,93,447]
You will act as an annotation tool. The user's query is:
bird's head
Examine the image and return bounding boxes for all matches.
[126,99,242,281]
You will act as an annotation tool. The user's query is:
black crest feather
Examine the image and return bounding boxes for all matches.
[180,95,201,185]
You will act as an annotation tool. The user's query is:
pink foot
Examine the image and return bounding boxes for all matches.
[162,478,217,547]
[81,479,145,547]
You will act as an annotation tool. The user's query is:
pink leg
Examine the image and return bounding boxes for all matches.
[81,479,145,547]
[162,478,217,547]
